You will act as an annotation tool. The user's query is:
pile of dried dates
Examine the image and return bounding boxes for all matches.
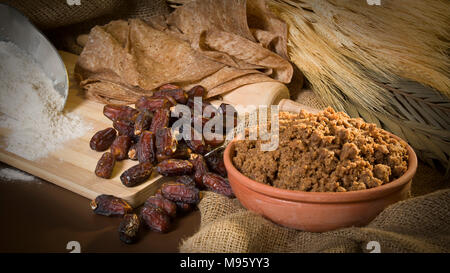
[88,84,237,243]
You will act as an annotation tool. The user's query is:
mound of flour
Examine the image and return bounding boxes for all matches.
[0,41,88,160]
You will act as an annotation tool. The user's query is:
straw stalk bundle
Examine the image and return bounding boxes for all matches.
[267,0,450,174]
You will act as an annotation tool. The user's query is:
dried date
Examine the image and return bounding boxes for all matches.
[176,175,196,188]
[161,182,200,204]
[192,115,210,130]
[90,127,117,151]
[118,214,140,244]
[120,162,153,187]
[135,97,172,112]
[203,172,234,197]
[156,128,177,158]
[185,139,207,155]
[128,143,138,160]
[190,154,208,188]
[158,83,180,90]
[95,152,116,179]
[205,148,227,177]
[140,206,171,233]
[113,120,135,139]
[152,89,188,104]
[149,108,170,133]
[90,194,132,216]
[185,129,208,155]
[164,94,178,106]
[134,110,153,135]
[175,202,194,213]
[145,193,177,218]
[187,85,206,99]
[110,135,132,161]
[103,104,138,123]
[156,159,193,176]
[172,141,192,159]
[157,140,192,162]
[137,131,156,164]
[155,153,171,163]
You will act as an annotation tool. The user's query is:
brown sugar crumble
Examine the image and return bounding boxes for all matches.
[232,108,409,192]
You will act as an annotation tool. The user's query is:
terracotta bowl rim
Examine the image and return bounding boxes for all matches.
[224,133,417,204]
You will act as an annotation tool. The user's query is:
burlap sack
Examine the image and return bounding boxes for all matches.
[180,189,450,253]
[0,0,170,53]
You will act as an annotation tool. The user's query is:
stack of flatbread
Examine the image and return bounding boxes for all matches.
[75,0,293,104]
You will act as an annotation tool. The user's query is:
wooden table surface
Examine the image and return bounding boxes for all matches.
[0,162,200,253]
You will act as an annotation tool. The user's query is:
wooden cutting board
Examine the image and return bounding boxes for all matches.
[0,51,173,207]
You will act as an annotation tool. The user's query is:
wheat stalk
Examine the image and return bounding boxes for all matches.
[268,0,450,174]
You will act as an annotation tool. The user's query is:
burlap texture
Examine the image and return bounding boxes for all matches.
[292,89,328,110]
[180,188,450,253]
[0,0,170,54]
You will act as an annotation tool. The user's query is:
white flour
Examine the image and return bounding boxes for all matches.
[0,168,36,182]
[0,41,88,160]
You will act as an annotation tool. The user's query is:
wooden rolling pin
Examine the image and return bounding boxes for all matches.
[210,81,289,110]
[210,81,319,115]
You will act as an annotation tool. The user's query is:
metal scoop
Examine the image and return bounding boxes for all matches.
[0,4,68,110]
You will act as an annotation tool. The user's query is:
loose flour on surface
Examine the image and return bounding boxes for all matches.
[0,168,36,182]
[0,41,88,160]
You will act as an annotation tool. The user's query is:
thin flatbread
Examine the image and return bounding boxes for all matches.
[75,0,293,104]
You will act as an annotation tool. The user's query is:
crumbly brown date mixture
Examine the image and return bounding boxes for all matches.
[232,108,409,192]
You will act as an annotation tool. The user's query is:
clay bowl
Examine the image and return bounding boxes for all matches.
[223,135,418,232]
